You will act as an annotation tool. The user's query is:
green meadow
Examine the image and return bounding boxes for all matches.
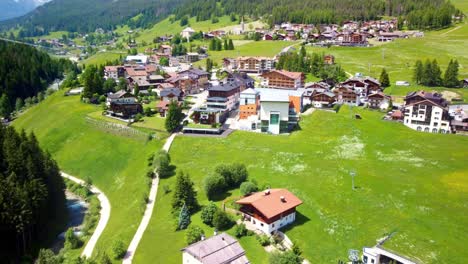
[13,91,167,261]
[134,107,468,263]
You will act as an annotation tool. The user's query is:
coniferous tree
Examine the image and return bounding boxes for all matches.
[172,171,199,213]
[444,59,460,88]
[223,39,228,50]
[379,68,390,87]
[421,59,433,86]
[177,203,191,230]
[431,59,443,86]
[413,60,424,84]
[228,39,234,50]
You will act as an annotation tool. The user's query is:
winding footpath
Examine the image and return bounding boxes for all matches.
[122,133,177,264]
[60,172,111,259]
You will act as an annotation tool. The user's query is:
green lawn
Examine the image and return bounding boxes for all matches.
[81,51,125,66]
[134,107,468,264]
[13,91,166,262]
[132,115,167,132]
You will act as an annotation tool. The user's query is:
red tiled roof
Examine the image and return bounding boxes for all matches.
[236,189,302,219]
[126,68,148,77]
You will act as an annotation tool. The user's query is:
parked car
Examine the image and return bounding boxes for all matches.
[396,81,410,86]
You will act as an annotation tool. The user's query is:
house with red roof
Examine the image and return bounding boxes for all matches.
[236,189,302,234]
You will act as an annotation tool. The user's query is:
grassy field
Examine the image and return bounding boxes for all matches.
[13,91,166,261]
[81,51,125,66]
[134,107,468,264]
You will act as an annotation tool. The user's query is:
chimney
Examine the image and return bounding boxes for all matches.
[280,196,286,202]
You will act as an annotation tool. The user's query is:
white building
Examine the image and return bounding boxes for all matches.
[181,27,196,39]
[125,55,148,65]
[181,233,249,264]
[363,247,416,264]
[236,189,303,235]
[403,91,451,134]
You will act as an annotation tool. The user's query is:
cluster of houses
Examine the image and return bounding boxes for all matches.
[103,53,211,119]
[246,20,423,46]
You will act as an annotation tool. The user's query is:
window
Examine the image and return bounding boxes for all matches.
[363,256,368,263]
[433,122,438,126]
[272,224,275,228]
[432,128,438,133]
[270,113,280,125]
[371,259,375,264]
[417,126,422,131]
[260,223,264,227]
[424,127,429,132]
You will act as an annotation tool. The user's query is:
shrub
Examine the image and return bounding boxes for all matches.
[212,210,234,231]
[333,104,342,113]
[257,234,271,246]
[215,163,248,188]
[186,225,205,245]
[134,113,144,122]
[200,202,218,226]
[163,184,171,194]
[203,174,226,200]
[64,228,81,249]
[234,223,249,238]
[111,239,126,259]
[269,251,302,264]
[240,181,258,196]
[154,150,172,178]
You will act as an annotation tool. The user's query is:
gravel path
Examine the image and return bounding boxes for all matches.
[122,133,177,264]
[61,172,111,259]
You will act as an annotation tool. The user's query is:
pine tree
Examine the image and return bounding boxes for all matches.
[172,171,199,213]
[413,60,423,84]
[444,59,460,88]
[0,94,11,118]
[228,39,234,50]
[421,59,432,86]
[177,203,191,230]
[209,39,216,51]
[379,68,390,87]
[431,59,443,86]
[223,39,228,50]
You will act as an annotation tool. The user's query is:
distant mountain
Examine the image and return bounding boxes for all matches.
[0,0,51,21]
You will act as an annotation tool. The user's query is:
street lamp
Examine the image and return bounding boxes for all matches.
[350,171,356,190]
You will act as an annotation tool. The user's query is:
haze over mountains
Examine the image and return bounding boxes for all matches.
[0,0,51,21]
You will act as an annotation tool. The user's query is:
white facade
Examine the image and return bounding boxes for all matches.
[126,55,148,64]
[363,247,416,264]
[182,252,202,264]
[181,27,196,39]
[260,101,289,134]
[245,212,297,234]
[403,104,451,133]
[240,89,258,106]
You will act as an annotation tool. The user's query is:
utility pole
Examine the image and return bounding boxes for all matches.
[350,171,356,190]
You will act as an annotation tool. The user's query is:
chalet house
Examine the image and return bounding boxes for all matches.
[367,92,391,110]
[181,233,249,264]
[377,31,409,42]
[305,81,331,91]
[222,58,237,71]
[106,90,142,119]
[221,72,255,91]
[185,52,200,63]
[311,91,336,108]
[168,68,209,94]
[236,56,276,74]
[236,189,303,234]
[156,101,181,117]
[449,105,468,133]
[403,91,451,133]
[160,88,183,102]
[363,246,416,264]
[333,86,359,105]
[260,70,304,90]
[157,44,172,56]
[340,77,381,96]
[239,88,260,120]
[336,32,368,46]
[104,66,125,80]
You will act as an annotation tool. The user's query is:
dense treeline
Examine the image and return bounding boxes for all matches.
[2,0,460,38]
[0,40,78,118]
[0,0,185,36]
[174,0,460,28]
[0,126,67,261]
[413,59,461,88]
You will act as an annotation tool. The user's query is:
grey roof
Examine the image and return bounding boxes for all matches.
[209,82,240,92]
[107,90,129,99]
[160,88,182,97]
[182,233,249,264]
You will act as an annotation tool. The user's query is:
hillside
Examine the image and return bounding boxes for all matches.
[1,0,462,37]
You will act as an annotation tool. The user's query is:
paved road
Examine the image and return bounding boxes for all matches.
[61,172,111,259]
[122,133,177,264]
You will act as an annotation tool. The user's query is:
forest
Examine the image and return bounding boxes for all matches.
[1,0,461,38]
[0,126,67,261]
[0,40,78,118]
